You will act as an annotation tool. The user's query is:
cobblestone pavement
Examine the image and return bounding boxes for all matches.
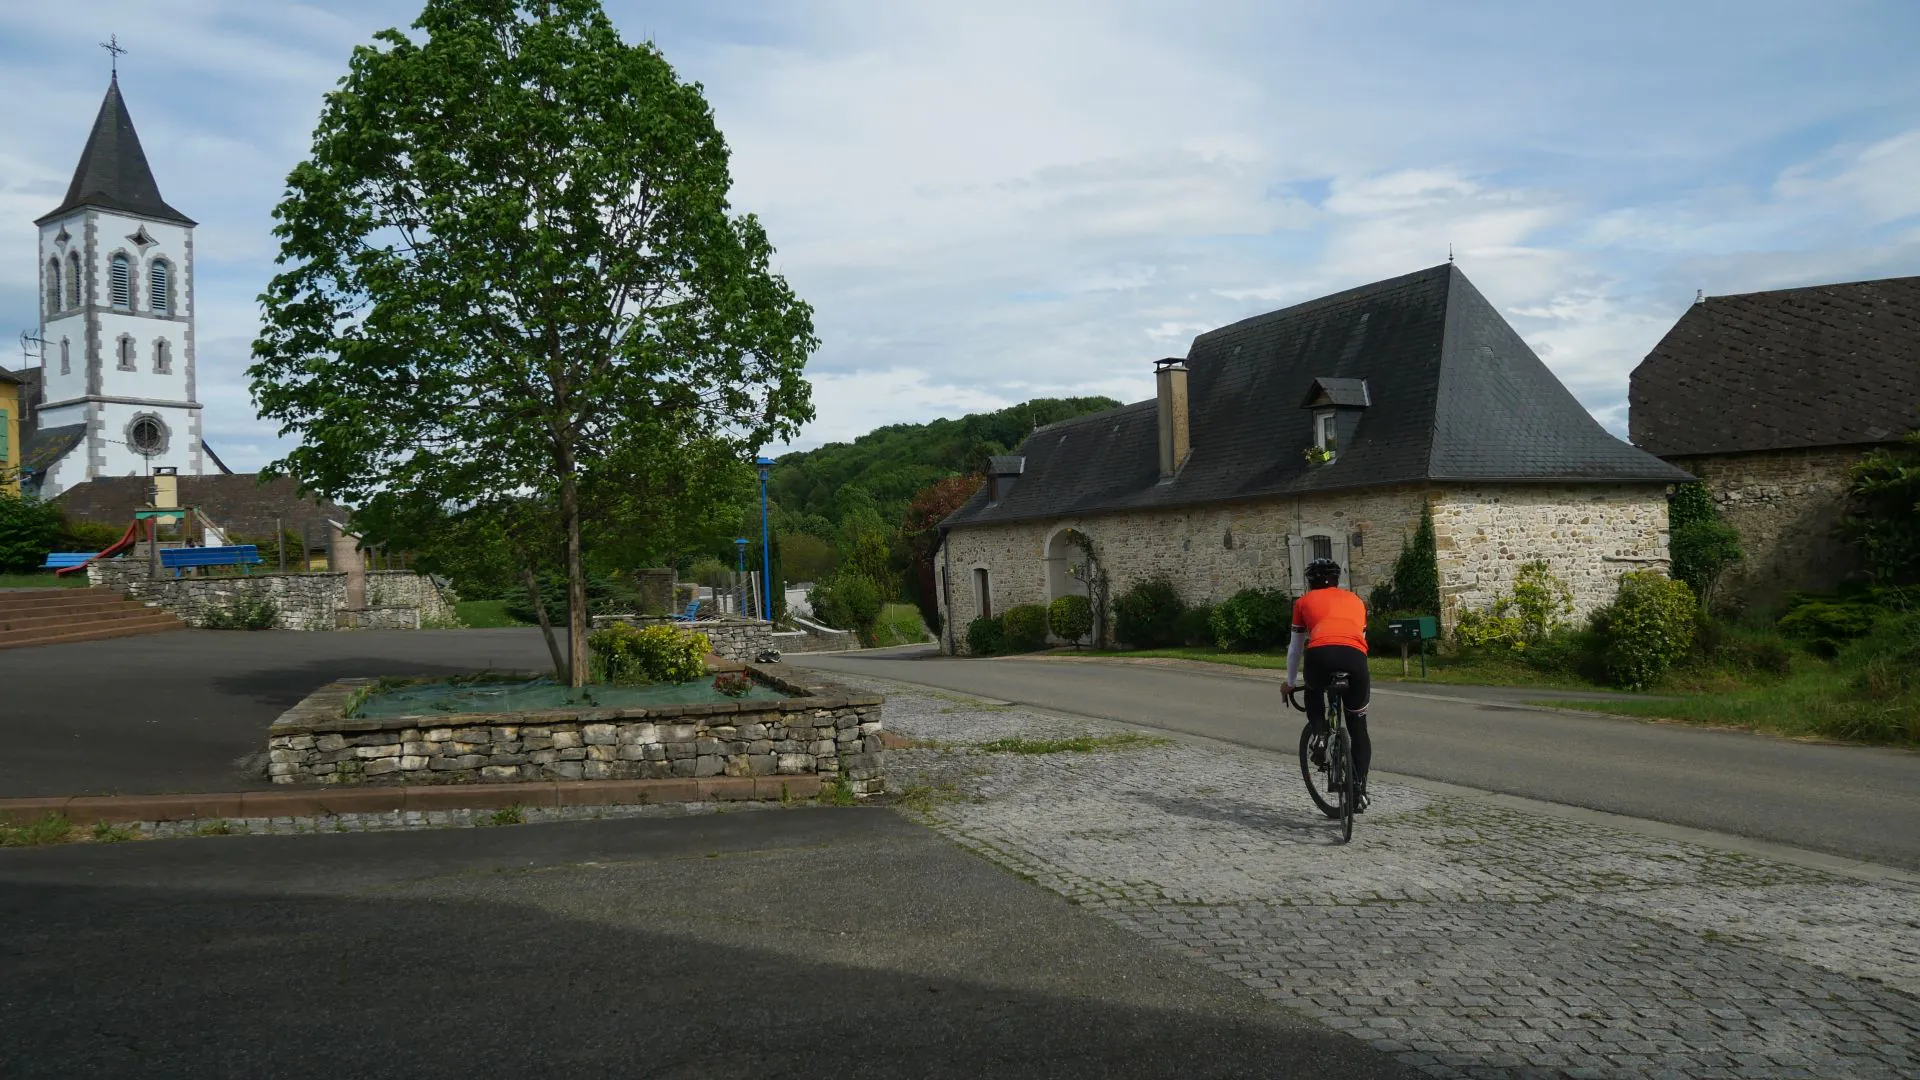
[873,679,1920,1080]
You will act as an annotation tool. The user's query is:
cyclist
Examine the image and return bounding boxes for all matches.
[1281,557,1372,810]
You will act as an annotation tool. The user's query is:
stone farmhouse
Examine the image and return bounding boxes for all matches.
[1629,274,1920,607]
[934,263,1692,653]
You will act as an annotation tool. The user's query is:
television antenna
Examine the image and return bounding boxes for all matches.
[19,329,45,367]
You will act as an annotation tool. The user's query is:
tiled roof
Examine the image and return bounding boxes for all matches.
[57,474,345,539]
[21,425,85,475]
[1629,275,1920,456]
[36,77,194,227]
[947,264,1687,529]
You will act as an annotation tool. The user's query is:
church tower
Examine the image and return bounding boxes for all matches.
[32,73,201,499]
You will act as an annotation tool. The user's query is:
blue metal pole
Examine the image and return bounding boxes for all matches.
[756,457,773,621]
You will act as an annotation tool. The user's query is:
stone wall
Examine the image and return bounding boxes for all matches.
[1430,484,1673,625]
[268,667,885,796]
[89,560,456,631]
[1666,447,1874,609]
[937,482,1675,651]
[938,487,1429,652]
[590,615,774,661]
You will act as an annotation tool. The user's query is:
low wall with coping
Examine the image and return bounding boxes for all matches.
[591,615,774,661]
[89,560,456,631]
[267,665,885,797]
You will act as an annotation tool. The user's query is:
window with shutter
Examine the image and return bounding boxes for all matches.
[1,409,10,464]
[66,253,80,308]
[110,254,132,309]
[150,261,171,314]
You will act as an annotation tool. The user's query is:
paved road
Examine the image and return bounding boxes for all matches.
[0,808,1414,1079]
[790,649,1920,871]
[0,629,558,797]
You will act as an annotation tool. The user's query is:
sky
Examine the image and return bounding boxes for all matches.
[3,0,1918,471]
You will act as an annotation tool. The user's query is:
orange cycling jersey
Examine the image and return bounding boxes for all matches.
[1292,588,1368,653]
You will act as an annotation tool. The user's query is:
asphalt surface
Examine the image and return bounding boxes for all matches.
[0,629,558,797]
[791,649,1920,872]
[0,808,1417,1080]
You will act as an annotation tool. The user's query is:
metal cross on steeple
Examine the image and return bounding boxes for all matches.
[100,34,127,77]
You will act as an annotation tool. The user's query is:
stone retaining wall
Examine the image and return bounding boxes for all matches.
[88,561,456,630]
[1666,447,1875,608]
[268,666,884,797]
[591,615,774,661]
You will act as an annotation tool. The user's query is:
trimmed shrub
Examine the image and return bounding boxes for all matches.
[0,492,63,575]
[1112,576,1186,649]
[966,615,1007,657]
[1591,572,1697,690]
[1386,504,1441,616]
[1177,602,1216,648]
[1048,594,1094,646]
[1210,587,1294,652]
[808,570,884,644]
[1002,604,1050,653]
[588,623,711,685]
[1777,597,1885,658]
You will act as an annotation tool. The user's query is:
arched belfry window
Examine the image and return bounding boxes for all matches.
[109,253,132,310]
[149,260,171,315]
[66,253,81,308]
[46,259,61,314]
[117,335,136,371]
[153,338,172,374]
[59,337,71,376]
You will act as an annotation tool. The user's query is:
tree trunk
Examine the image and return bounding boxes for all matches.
[523,565,568,682]
[559,448,590,688]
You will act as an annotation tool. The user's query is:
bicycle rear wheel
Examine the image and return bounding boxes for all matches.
[1298,724,1342,819]
[1332,727,1355,842]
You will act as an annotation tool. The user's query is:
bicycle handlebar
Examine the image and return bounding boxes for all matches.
[1283,686,1305,712]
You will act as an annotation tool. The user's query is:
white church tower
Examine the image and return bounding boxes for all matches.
[32,73,202,499]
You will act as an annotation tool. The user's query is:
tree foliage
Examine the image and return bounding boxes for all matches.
[1845,430,1920,585]
[249,0,814,684]
[901,473,983,637]
[1375,503,1441,616]
[1667,481,1744,609]
[0,492,63,575]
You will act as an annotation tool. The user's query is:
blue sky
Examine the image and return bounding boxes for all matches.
[4,1,1918,470]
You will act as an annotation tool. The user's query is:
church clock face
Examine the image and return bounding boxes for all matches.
[128,415,168,456]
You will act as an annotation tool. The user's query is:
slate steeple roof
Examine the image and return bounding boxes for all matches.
[35,77,194,227]
[1630,275,1920,457]
[945,264,1688,529]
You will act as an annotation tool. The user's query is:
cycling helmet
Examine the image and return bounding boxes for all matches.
[1304,558,1341,588]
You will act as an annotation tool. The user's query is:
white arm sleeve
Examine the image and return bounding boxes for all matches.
[1285,629,1307,686]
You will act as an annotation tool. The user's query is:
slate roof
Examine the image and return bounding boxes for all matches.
[58,475,346,539]
[1629,275,1920,457]
[36,77,194,227]
[21,424,86,476]
[946,264,1688,529]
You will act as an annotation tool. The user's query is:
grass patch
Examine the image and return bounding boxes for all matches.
[977,732,1170,754]
[196,820,240,836]
[1,814,76,846]
[0,572,87,590]
[483,804,527,827]
[1086,645,1618,693]
[871,602,930,647]
[90,820,138,843]
[1536,665,1920,745]
[818,775,858,806]
[453,600,529,628]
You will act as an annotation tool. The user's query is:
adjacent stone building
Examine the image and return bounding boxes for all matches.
[1629,274,1920,607]
[935,264,1692,652]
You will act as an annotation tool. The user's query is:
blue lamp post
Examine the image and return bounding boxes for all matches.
[733,538,749,615]
[754,456,775,621]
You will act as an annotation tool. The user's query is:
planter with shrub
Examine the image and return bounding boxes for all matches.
[1112,576,1185,649]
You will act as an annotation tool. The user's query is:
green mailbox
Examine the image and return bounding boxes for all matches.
[1385,616,1438,675]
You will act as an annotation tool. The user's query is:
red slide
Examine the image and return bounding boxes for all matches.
[53,519,143,577]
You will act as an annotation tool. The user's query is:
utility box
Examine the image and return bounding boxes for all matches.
[1386,616,1438,642]
[1386,616,1438,676]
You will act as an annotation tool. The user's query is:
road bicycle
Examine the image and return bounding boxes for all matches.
[1286,673,1355,843]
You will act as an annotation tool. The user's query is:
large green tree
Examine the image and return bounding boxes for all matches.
[250,0,816,683]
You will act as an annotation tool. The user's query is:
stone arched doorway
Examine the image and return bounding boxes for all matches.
[1044,528,1090,603]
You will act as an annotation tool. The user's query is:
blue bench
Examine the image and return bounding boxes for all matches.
[669,598,703,623]
[160,545,263,577]
[40,553,95,570]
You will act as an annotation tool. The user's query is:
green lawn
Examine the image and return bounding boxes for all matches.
[0,572,87,590]
[1080,645,1606,692]
[452,599,531,628]
[872,602,930,647]
[1538,666,1917,745]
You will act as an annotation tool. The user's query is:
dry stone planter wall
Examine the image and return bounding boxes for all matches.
[268,666,885,797]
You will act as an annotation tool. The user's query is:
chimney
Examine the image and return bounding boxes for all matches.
[1155,358,1190,480]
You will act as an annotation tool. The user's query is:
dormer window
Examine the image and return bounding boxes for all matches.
[1315,411,1338,454]
[1300,377,1370,467]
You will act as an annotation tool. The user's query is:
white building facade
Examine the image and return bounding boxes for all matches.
[30,75,202,499]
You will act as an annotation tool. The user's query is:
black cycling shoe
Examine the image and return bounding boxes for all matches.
[1352,785,1370,814]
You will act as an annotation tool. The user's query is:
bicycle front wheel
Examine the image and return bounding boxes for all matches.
[1299,724,1342,819]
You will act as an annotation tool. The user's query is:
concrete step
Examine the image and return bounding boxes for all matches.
[0,594,137,617]
[0,605,173,635]
[0,612,183,650]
